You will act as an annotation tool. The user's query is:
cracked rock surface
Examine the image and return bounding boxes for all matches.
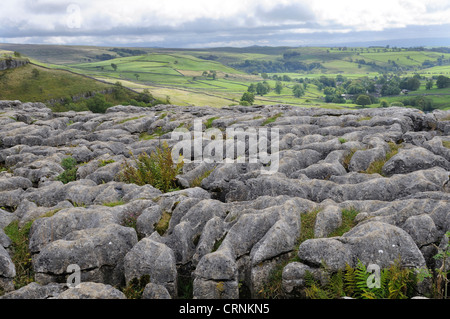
[0,100,449,298]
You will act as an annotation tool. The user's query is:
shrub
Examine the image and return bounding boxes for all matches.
[118,142,183,193]
[56,156,78,184]
[86,93,112,113]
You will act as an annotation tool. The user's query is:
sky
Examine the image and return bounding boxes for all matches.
[1,0,450,48]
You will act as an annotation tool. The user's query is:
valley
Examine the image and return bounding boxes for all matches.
[1,43,450,111]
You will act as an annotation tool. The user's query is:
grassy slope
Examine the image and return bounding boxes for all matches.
[0,63,116,104]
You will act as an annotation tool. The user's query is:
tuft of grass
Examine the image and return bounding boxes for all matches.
[118,116,144,124]
[118,142,183,193]
[364,142,402,175]
[3,220,34,290]
[204,117,219,129]
[357,116,372,122]
[442,140,450,149]
[98,159,115,167]
[298,209,322,245]
[211,234,227,253]
[262,113,283,126]
[191,168,214,188]
[139,127,168,140]
[328,208,359,237]
[103,200,125,207]
[154,211,171,236]
[342,148,357,171]
[40,209,61,219]
[338,137,347,144]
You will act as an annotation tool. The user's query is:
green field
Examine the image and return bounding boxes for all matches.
[1,43,450,110]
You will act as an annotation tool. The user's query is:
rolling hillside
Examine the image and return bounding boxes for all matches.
[1,43,450,109]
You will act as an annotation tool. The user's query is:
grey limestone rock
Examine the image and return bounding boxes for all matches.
[123,238,177,297]
[56,282,126,299]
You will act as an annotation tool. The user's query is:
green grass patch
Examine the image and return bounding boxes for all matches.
[364,142,402,175]
[204,117,219,129]
[154,211,171,236]
[98,159,116,167]
[3,220,34,290]
[118,116,144,124]
[442,140,450,149]
[139,127,168,140]
[103,200,125,207]
[0,64,111,103]
[261,113,283,126]
[328,208,359,237]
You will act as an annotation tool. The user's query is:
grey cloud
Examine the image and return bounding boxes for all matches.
[255,2,315,22]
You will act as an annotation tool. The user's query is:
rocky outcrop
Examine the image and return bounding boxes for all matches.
[0,101,449,299]
[0,58,29,71]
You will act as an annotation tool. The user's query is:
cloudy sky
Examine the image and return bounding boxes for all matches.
[1,0,450,48]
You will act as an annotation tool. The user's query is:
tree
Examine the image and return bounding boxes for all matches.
[426,80,433,90]
[256,81,270,95]
[134,73,140,81]
[240,92,255,105]
[436,75,450,89]
[355,94,372,107]
[381,82,401,96]
[275,81,283,94]
[247,83,256,93]
[292,84,305,98]
[112,81,129,101]
[111,63,118,71]
[13,51,21,57]
[400,77,420,91]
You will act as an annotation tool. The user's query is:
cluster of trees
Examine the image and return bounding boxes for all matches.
[201,70,217,80]
[109,48,147,57]
[232,59,323,74]
[239,80,306,105]
[197,55,219,61]
[95,48,147,61]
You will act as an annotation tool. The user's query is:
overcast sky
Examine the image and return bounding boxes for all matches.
[1,0,450,48]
